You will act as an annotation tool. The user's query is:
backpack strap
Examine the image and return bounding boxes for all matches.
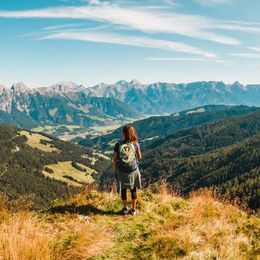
[117,140,124,157]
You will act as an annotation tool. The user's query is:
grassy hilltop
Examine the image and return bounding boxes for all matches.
[0,185,259,260]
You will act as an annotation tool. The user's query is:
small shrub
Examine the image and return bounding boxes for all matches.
[152,203,174,218]
[137,236,187,259]
[61,232,80,251]
[44,167,54,174]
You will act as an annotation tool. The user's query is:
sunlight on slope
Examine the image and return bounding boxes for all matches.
[93,151,110,160]
[186,107,206,115]
[42,161,96,186]
[20,130,59,153]
[81,154,98,165]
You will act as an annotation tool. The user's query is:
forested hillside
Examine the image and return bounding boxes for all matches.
[140,112,260,210]
[101,111,260,210]
[79,105,260,151]
[0,124,110,208]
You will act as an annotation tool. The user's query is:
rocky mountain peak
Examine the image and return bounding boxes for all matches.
[10,82,31,93]
[0,83,7,93]
[36,81,84,94]
[49,81,81,92]
[130,79,141,85]
[232,81,244,87]
[115,79,142,87]
[230,81,247,91]
[115,80,128,86]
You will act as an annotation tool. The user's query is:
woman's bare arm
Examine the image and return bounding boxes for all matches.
[113,152,118,174]
[137,147,142,161]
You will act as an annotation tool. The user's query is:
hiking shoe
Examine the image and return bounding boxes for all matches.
[122,208,129,215]
[130,209,137,216]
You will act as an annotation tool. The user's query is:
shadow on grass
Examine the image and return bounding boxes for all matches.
[47,203,122,216]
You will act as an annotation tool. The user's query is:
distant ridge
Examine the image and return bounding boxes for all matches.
[79,104,260,151]
[0,80,260,130]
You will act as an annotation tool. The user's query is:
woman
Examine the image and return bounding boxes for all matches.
[113,125,142,215]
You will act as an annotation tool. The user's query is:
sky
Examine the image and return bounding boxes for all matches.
[0,0,260,87]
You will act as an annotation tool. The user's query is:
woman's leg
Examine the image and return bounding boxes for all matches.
[130,187,137,210]
[121,188,127,208]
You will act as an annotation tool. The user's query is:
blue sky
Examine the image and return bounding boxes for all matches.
[0,0,260,87]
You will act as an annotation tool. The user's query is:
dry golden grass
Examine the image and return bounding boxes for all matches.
[146,192,255,259]
[0,211,113,260]
[60,225,113,260]
[93,152,110,161]
[20,130,59,153]
[0,186,259,260]
[0,213,54,260]
[81,154,98,165]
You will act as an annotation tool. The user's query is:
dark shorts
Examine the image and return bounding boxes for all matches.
[116,167,141,193]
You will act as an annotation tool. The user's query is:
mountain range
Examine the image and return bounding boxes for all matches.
[0,82,140,130]
[0,80,260,134]
[85,80,260,114]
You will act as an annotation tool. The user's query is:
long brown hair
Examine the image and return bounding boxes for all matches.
[122,125,138,143]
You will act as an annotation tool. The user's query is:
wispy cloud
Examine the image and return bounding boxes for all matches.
[193,0,233,6]
[40,31,218,58]
[248,47,260,53]
[0,2,242,45]
[229,53,260,58]
[43,23,84,30]
[147,57,226,62]
[1,0,260,64]
[161,0,177,6]
[215,22,260,33]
